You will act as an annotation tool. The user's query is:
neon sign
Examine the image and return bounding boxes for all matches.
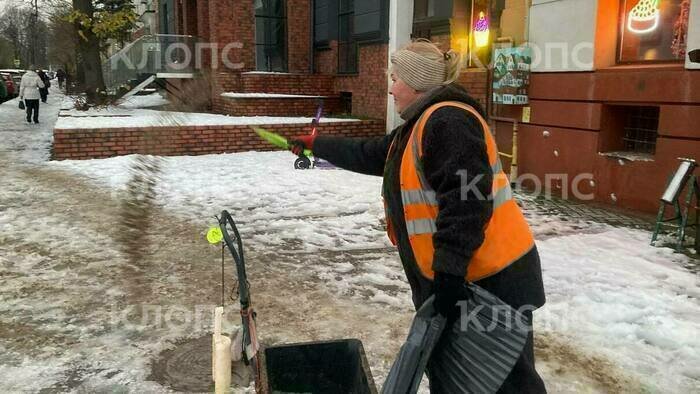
[474,12,490,48]
[627,0,660,34]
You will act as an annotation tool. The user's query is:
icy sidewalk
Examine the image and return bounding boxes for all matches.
[0,85,69,163]
[51,151,700,393]
[0,89,698,392]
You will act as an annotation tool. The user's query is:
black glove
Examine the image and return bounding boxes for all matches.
[433,272,468,320]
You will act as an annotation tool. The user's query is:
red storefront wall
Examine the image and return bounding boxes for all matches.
[494,66,700,214]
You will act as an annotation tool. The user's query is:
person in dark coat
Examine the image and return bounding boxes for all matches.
[37,69,50,103]
[56,69,66,90]
[290,40,547,393]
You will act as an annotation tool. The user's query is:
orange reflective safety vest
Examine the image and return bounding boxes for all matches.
[385,101,535,282]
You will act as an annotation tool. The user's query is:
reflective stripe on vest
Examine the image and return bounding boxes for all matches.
[388,101,535,282]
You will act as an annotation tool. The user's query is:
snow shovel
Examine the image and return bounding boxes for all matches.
[382,284,530,394]
[381,296,446,394]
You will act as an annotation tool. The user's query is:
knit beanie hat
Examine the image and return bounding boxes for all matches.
[390,50,448,91]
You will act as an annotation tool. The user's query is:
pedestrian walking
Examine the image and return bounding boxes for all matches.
[56,69,66,90]
[37,69,50,103]
[19,66,45,124]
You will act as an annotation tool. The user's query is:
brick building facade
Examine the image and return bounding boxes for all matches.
[157,0,495,129]
[490,0,700,213]
[162,0,392,125]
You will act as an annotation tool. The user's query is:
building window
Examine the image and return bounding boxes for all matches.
[160,0,175,34]
[255,0,287,72]
[414,0,437,20]
[338,0,358,74]
[600,105,660,157]
[618,0,691,63]
[412,0,452,39]
[622,106,660,154]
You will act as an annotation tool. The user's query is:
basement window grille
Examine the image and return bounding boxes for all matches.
[622,106,660,154]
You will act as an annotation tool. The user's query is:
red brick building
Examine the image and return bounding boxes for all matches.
[149,0,698,214]
[159,0,392,124]
[155,0,495,131]
[491,0,700,213]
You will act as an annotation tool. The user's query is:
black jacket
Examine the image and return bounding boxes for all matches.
[314,83,545,310]
[37,71,50,94]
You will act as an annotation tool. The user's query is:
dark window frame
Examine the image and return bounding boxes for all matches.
[314,0,332,49]
[411,0,452,38]
[352,0,390,44]
[255,0,288,72]
[338,0,359,75]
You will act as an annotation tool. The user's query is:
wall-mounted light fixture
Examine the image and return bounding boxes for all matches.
[474,12,490,48]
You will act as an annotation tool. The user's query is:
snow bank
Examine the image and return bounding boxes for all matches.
[117,93,170,109]
[50,151,700,392]
[55,107,360,129]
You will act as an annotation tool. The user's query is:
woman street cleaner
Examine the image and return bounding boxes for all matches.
[290,40,547,393]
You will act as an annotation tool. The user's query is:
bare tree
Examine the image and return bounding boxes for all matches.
[0,37,16,68]
[0,4,47,68]
[46,1,76,75]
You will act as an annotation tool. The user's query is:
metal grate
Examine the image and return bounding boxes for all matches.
[623,106,659,154]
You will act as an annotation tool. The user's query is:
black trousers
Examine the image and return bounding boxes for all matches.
[25,99,39,122]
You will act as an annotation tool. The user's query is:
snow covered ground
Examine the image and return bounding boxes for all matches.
[1,89,698,393]
[55,105,360,130]
[117,93,171,109]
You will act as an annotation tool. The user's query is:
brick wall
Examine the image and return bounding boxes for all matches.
[216,96,341,117]
[196,0,210,41]
[314,43,337,75]
[287,0,311,73]
[185,1,389,121]
[314,41,388,120]
[207,0,255,72]
[206,0,255,99]
[211,72,337,114]
[52,120,385,160]
[240,73,334,95]
[456,69,488,110]
[182,0,198,36]
[211,72,241,93]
